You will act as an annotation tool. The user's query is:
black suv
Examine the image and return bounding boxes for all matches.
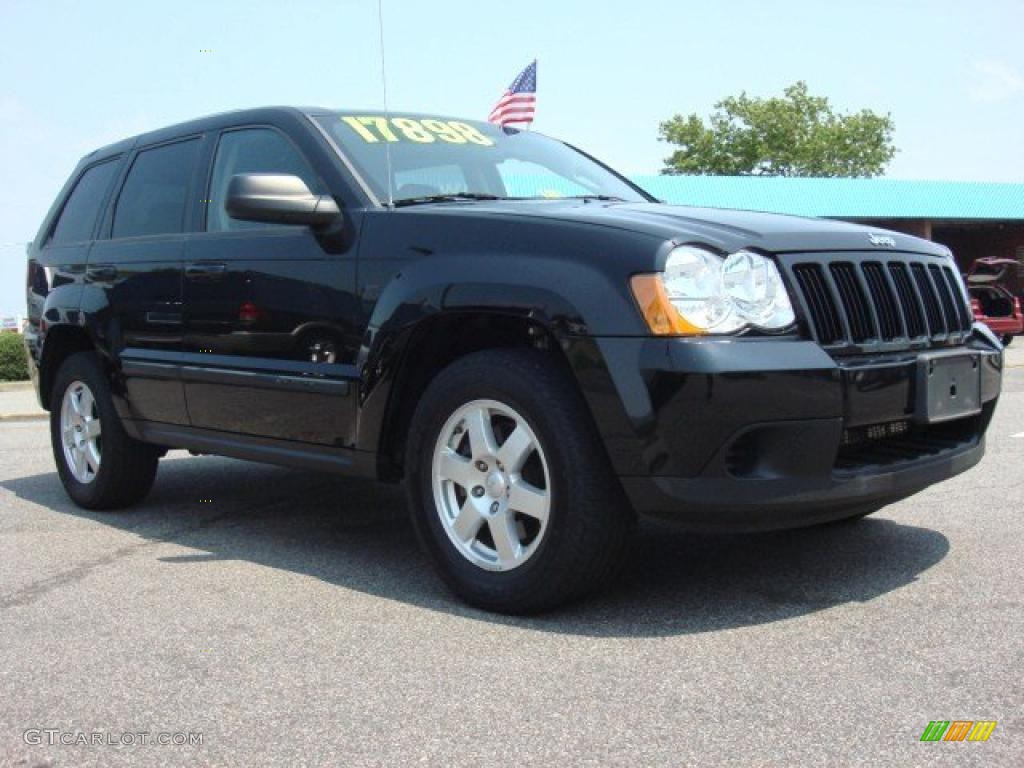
[25,107,1003,613]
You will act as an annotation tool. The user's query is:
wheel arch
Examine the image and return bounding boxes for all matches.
[352,250,647,480]
[37,323,100,411]
[369,308,592,480]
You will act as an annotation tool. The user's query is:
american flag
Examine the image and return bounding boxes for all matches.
[488,60,537,126]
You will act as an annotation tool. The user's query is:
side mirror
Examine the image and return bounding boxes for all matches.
[225,174,341,228]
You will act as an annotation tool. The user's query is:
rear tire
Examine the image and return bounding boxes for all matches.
[1001,335,1013,347]
[50,352,160,510]
[405,348,634,614]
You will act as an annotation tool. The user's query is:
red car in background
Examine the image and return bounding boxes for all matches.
[966,258,1023,346]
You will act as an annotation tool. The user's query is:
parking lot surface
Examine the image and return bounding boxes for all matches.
[1,347,1022,767]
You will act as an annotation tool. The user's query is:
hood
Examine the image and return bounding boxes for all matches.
[412,200,950,257]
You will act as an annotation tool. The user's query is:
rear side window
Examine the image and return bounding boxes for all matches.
[49,160,120,246]
[206,127,321,232]
[113,139,200,238]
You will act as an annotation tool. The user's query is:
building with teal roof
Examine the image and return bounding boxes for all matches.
[628,176,1024,273]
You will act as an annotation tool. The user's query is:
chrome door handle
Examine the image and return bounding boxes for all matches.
[86,265,118,282]
[185,263,227,282]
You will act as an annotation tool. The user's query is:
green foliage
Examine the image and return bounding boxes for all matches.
[0,333,30,381]
[659,81,896,177]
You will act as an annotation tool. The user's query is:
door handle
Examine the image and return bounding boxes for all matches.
[185,263,227,282]
[86,265,118,282]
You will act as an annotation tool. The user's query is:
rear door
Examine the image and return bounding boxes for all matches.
[88,137,201,425]
[34,155,123,318]
[181,124,360,445]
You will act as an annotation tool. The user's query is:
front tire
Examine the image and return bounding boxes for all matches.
[406,349,634,614]
[1002,334,1013,347]
[50,352,160,510]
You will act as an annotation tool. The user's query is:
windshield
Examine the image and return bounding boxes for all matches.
[314,112,650,205]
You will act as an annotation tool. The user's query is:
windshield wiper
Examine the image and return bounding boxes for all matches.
[393,192,503,207]
[562,194,627,202]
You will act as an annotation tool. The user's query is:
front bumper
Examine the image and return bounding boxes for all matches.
[620,438,984,531]
[573,330,1002,531]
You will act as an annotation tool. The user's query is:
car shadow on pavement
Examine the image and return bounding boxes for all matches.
[1,454,950,638]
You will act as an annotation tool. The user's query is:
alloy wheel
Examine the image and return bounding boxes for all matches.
[60,380,102,484]
[431,399,551,571]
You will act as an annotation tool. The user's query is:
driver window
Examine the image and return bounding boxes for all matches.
[207,127,321,232]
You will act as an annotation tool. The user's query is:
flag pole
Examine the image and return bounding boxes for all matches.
[526,58,536,131]
[377,0,394,207]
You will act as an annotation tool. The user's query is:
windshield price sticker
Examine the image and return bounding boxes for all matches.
[341,116,494,146]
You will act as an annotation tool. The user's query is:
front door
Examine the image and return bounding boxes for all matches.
[182,125,360,445]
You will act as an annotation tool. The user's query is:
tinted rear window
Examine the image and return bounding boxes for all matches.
[49,159,120,246]
[113,139,200,238]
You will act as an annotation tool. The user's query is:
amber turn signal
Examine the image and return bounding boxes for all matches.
[629,274,705,336]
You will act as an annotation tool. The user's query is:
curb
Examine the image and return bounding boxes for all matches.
[0,413,47,422]
[0,381,33,392]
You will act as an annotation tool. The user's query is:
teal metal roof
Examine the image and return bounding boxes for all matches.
[629,176,1024,220]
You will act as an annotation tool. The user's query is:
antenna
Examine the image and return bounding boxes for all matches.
[377,0,394,207]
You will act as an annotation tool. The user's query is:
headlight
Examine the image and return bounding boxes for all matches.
[631,246,795,335]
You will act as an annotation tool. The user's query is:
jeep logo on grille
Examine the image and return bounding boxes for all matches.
[868,233,897,247]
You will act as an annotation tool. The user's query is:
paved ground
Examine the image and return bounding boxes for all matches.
[0,382,44,422]
[1,348,1022,767]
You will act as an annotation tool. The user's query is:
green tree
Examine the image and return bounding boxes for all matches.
[659,81,896,177]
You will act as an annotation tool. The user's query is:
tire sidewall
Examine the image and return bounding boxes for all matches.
[408,354,602,606]
[50,353,122,507]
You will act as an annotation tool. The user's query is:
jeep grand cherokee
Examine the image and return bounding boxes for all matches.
[24,107,1003,613]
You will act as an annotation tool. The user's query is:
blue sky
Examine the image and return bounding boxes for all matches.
[2,0,1023,316]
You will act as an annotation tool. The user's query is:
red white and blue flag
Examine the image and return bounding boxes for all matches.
[488,60,537,126]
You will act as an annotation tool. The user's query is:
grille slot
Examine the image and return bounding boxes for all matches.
[930,264,960,335]
[911,263,945,336]
[830,263,874,342]
[888,263,926,338]
[862,262,901,340]
[792,264,843,344]
[941,267,972,331]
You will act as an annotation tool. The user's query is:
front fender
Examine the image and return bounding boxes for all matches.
[352,250,654,464]
[360,251,648,367]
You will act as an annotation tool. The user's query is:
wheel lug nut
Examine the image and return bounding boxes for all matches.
[471,486,485,498]
[475,461,488,472]
[490,502,499,514]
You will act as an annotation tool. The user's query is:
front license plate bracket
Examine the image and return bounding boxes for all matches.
[914,351,982,425]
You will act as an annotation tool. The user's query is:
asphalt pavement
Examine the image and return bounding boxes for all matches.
[0,382,44,422]
[1,347,1022,766]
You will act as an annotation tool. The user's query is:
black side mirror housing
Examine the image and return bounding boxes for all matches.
[225,174,341,228]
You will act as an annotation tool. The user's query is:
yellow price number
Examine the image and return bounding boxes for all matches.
[341,116,494,146]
